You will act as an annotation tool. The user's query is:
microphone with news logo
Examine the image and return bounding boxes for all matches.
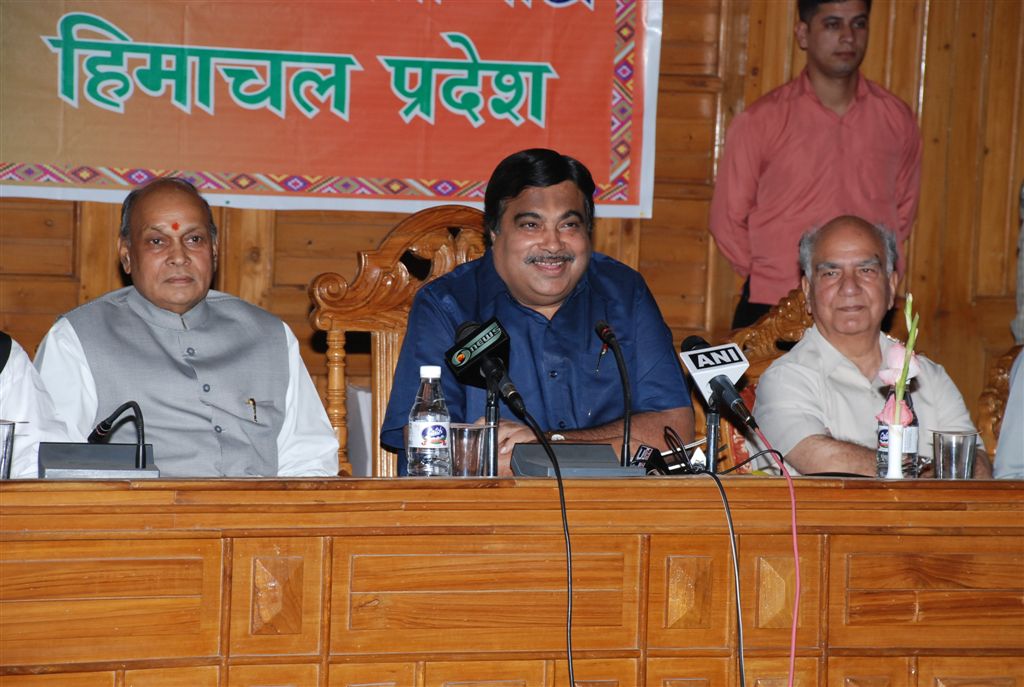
[679,336,756,472]
[679,336,757,429]
[446,319,526,417]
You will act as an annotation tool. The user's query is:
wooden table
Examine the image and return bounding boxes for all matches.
[1,477,1022,686]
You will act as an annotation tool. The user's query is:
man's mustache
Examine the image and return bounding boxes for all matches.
[524,252,575,265]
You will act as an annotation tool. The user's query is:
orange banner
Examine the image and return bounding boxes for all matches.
[0,1,660,216]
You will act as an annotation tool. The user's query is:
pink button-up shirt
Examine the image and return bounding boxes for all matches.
[709,70,922,305]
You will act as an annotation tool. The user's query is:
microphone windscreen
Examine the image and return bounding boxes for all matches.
[455,320,480,343]
[594,320,615,345]
[681,335,711,353]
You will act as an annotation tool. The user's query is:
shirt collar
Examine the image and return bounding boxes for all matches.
[797,67,868,113]
[126,286,209,330]
[806,323,889,389]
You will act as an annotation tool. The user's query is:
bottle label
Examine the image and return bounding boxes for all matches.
[408,421,449,449]
[877,425,888,450]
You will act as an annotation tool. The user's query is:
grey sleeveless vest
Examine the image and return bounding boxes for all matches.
[63,287,289,476]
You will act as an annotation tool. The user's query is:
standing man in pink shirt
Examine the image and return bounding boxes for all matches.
[709,0,922,328]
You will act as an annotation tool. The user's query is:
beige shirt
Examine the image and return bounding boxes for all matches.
[753,325,978,473]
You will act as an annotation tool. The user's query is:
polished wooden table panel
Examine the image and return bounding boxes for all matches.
[1,478,1022,687]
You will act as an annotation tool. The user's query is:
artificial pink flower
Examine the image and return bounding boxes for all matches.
[875,395,915,426]
[877,343,921,385]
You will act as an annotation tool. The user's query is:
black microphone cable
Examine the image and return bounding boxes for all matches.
[663,425,746,686]
[520,408,576,685]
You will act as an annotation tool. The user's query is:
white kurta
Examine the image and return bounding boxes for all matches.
[1,337,79,478]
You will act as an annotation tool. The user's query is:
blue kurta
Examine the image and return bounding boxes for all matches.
[381,251,691,472]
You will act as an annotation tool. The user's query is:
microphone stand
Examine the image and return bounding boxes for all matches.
[484,388,500,477]
[607,341,631,467]
[704,398,721,475]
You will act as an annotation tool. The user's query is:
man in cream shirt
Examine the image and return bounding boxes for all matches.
[753,215,990,477]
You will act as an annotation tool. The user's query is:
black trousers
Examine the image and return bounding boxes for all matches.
[731,278,771,329]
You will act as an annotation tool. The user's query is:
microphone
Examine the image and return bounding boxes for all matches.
[594,320,631,466]
[679,336,758,430]
[88,401,141,443]
[86,401,147,469]
[446,318,527,417]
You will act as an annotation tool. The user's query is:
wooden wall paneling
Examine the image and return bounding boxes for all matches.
[0,539,223,666]
[226,663,319,687]
[643,198,712,335]
[592,217,637,267]
[552,658,638,687]
[827,534,1024,651]
[219,208,273,308]
[939,1,994,409]
[660,0,721,75]
[918,657,1024,685]
[0,674,116,687]
[738,534,822,651]
[424,661,546,687]
[330,534,641,656]
[705,0,751,339]
[76,201,121,305]
[825,657,912,687]
[745,0,797,104]
[0,199,79,355]
[646,535,733,651]
[743,657,819,686]
[125,665,221,687]
[229,537,325,657]
[328,662,415,687]
[656,0,728,340]
[645,657,730,685]
[910,0,955,368]
[976,0,1023,299]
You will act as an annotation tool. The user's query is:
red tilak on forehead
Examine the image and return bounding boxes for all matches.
[171,222,180,231]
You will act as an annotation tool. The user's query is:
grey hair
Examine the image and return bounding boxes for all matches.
[119,177,217,243]
[799,215,897,279]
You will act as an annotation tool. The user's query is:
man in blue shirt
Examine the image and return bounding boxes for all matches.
[382,148,694,474]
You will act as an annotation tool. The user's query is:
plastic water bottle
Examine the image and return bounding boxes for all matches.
[876,388,919,477]
[407,365,451,476]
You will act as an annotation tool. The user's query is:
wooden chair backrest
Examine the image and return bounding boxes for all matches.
[690,288,814,471]
[309,205,486,476]
[977,344,1022,458]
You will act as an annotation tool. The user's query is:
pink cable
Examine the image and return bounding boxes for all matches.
[755,427,799,687]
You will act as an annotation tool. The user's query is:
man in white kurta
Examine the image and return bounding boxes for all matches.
[753,215,990,477]
[0,333,78,478]
[35,178,337,477]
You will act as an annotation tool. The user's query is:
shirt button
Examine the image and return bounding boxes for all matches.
[549,371,558,378]
[202,384,211,392]
[558,421,566,429]
[214,425,223,433]
[186,347,195,356]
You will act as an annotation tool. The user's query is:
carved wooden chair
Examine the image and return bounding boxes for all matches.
[309,205,486,476]
[711,288,815,470]
[977,344,1022,458]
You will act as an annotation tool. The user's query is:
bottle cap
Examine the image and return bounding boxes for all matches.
[419,365,442,379]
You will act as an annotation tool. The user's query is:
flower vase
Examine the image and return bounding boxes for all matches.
[886,424,905,479]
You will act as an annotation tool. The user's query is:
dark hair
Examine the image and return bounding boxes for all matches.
[798,0,871,24]
[483,148,596,240]
[119,177,217,243]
